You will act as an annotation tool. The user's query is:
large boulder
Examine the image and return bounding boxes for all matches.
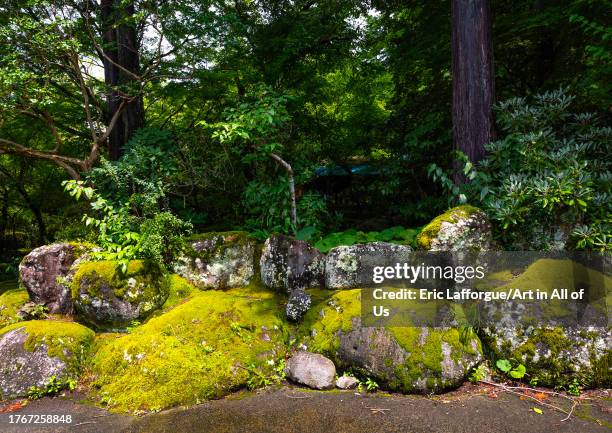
[478,258,611,388]
[325,242,412,289]
[416,205,492,251]
[19,243,92,314]
[260,234,325,292]
[71,260,169,329]
[300,290,483,393]
[0,320,94,398]
[481,326,611,388]
[174,232,257,290]
[285,351,336,390]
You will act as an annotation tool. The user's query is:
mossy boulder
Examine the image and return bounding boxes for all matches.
[174,231,257,289]
[482,326,611,388]
[71,260,169,330]
[479,259,611,388]
[0,286,29,328]
[260,234,325,292]
[0,320,94,398]
[416,205,492,251]
[299,290,483,393]
[324,242,412,289]
[87,285,288,413]
[19,242,93,314]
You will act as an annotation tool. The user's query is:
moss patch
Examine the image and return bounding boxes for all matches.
[416,205,481,250]
[0,287,29,328]
[0,320,94,374]
[87,287,289,413]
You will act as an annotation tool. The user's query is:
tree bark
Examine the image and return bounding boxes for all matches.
[451,0,495,182]
[101,0,144,160]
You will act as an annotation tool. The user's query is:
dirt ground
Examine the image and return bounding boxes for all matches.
[0,384,610,433]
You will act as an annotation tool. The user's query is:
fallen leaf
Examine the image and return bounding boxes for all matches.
[533,407,543,414]
[534,392,548,401]
[488,392,498,399]
[0,401,26,413]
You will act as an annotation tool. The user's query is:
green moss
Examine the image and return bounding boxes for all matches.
[388,326,480,392]
[71,260,167,304]
[158,275,196,312]
[0,287,29,328]
[416,205,481,250]
[300,289,361,354]
[0,320,94,374]
[87,287,289,413]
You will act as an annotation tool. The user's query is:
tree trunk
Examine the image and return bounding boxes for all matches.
[451,0,495,183]
[101,0,144,160]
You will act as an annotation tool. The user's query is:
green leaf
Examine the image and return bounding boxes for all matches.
[509,364,526,379]
[496,359,512,373]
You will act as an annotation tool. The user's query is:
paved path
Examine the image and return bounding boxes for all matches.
[1,387,610,433]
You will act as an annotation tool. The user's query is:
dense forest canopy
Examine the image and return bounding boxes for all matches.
[0,0,610,263]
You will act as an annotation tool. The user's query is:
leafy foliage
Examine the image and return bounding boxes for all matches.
[314,226,420,253]
[63,180,190,273]
[430,88,611,251]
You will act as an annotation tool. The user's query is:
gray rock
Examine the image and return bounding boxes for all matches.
[337,318,482,393]
[72,260,168,329]
[301,290,483,393]
[481,325,611,388]
[325,242,412,289]
[336,375,359,389]
[286,290,312,321]
[174,232,257,289]
[285,351,336,390]
[19,243,91,314]
[260,235,325,292]
[416,205,492,252]
[0,322,93,398]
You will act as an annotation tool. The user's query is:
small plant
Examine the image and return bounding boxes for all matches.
[468,364,489,383]
[27,375,76,400]
[364,377,379,392]
[126,320,141,333]
[496,359,526,379]
[566,378,582,396]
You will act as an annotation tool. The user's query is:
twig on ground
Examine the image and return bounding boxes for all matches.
[479,380,579,421]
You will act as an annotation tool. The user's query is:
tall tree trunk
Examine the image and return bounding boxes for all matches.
[101,0,144,160]
[451,0,495,183]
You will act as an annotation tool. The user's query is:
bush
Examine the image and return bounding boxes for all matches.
[430,88,611,251]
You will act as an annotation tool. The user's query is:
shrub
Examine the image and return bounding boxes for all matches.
[429,88,611,251]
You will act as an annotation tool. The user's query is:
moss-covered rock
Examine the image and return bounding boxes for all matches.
[482,326,611,388]
[299,290,482,393]
[71,260,169,330]
[479,259,611,388]
[0,286,29,328]
[174,231,257,290]
[0,320,94,398]
[416,205,492,251]
[19,242,94,314]
[87,285,289,413]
